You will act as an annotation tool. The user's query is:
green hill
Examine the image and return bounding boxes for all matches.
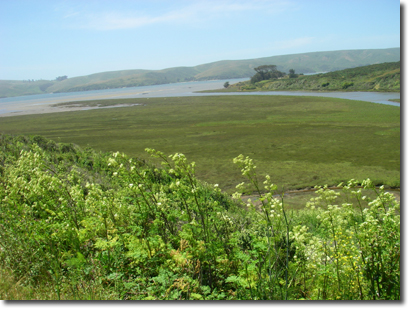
[0,80,55,98]
[227,61,400,92]
[0,47,400,97]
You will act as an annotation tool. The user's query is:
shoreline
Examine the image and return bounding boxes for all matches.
[0,103,144,118]
[0,105,99,118]
[0,89,400,118]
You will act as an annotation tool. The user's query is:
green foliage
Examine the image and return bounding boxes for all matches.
[233,62,400,92]
[288,69,298,78]
[342,82,354,89]
[251,65,285,84]
[0,134,400,300]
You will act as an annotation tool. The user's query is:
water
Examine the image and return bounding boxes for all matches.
[0,78,400,115]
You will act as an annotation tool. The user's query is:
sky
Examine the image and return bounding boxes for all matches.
[0,0,401,80]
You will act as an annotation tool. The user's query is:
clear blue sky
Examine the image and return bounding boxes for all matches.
[0,0,401,80]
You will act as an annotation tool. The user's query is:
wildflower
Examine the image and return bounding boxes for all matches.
[362,178,372,189]
[236,182,245,189]
[232,192,242,200]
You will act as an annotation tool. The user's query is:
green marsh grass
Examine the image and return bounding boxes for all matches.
[0,95,400,192]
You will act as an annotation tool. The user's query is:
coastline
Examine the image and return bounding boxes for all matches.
[0,105,99,118]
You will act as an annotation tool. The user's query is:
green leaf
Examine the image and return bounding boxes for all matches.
[190,293,203,300]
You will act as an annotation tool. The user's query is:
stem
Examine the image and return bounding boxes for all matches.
[281,194,289,300]
[350,260,364,300]
[329,214,341,293]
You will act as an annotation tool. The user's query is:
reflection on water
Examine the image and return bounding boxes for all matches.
[0,78,400,115]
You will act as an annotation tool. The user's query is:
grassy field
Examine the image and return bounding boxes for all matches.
[0,95,400,193]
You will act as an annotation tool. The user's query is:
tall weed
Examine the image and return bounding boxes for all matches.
[0,134,400,300]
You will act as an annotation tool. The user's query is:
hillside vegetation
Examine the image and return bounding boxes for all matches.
[0,134,400,300]
[0,48,399,98]
[218,62,400,93]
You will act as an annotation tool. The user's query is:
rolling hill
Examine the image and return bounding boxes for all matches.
[0,47,400,98]
[223,61,401,92]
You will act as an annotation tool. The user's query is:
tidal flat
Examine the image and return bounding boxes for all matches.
[0,95,400,192]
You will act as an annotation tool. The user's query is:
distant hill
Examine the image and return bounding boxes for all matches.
[0,47,400,98]
[225,61,400,92]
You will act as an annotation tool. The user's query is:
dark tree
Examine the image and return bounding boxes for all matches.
[288,69,298,78]
[251,65,284,83]
[250,73,264,84]
[56,75,68,82]
[224,81,230,88]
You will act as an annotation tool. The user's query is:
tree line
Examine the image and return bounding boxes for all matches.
[251,65,298,84]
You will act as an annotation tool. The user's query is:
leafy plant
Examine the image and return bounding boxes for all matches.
[0,134,400,300]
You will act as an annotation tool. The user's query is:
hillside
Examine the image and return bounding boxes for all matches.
[224,61,400,92]
[0,47,399,98]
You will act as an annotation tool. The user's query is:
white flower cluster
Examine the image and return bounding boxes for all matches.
[216,212,234,226]
[107,157,117,167]
[233,154,256,176]
[267,198,282,218]
[263,174,277,192]
[232,192,242,200]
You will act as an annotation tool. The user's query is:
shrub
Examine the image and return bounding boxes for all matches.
[0,135,400,300]
[342,82,354,89]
